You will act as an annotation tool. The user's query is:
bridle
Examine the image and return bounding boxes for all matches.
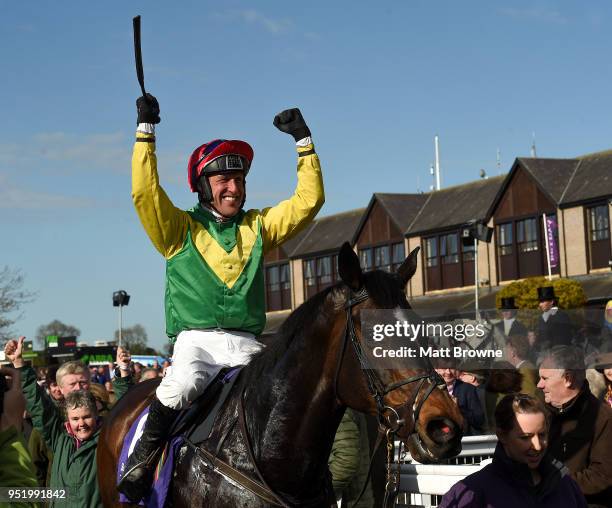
[335,286,445,433]
[333,285,446,507]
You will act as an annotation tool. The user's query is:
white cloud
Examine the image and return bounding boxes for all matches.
[0,175,93,210]
[499,6,568,25]
[224,9,293,34]
[0,131,130,173]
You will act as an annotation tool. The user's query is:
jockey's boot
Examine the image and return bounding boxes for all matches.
[117,397,180,503]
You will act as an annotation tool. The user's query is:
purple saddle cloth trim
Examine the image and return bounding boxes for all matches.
[117,406,183,507]
[223,366,241,382]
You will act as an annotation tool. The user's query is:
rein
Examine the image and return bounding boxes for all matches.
[188,285,444,508]
[334,286,445,507]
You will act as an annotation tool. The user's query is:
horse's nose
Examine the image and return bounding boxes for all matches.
[426,417,458,445]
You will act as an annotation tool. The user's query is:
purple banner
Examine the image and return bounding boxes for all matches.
[546,216,559,268]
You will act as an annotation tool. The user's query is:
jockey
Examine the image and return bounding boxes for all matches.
[117,93,324,502]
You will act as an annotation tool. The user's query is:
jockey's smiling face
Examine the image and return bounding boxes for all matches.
[208,171,245,217]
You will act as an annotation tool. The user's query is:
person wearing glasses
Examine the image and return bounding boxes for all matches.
[439,393,586,508]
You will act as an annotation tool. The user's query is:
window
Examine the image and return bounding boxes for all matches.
[497,223,513,256]
[391,242,405,271]
[425,237,438,267]
[462,240,475,262]
[266,265,280,292]
[304,259,316,287]
[280,263,290,290]
[424,230,479,289]
[589,205,610,241]
[317,256,332,285]
[517,218,538,252]
[265,262,291,311]
[359,248,373,271]
[374,245,391,272]
[303,254,339,298]
[440,233,459,264]
[360,243,405,272]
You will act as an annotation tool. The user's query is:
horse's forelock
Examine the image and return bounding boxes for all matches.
[362,270,407,309]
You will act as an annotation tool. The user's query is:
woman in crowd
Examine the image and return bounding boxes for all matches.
[5,337,102,507]
[439,393,586,507]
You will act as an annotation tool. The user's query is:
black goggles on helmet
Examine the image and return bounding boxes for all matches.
[200,154,251,176]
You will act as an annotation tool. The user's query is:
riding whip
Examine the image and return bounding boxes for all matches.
[133,15,147,97]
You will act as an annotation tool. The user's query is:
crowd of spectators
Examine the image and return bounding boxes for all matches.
[431,293,612,507]
[0,338,168,507]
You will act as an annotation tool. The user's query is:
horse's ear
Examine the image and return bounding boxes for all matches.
[397,246,420,286]
[338,242,363,291]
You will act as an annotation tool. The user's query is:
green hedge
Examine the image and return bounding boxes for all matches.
[495,276,587,330]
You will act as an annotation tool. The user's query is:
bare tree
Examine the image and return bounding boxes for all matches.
[162,342,174,358]
[35,320,81,348]
[114,324,153,354]
[0,266,36,341]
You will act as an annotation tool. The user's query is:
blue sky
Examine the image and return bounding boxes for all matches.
[2,1,612,352]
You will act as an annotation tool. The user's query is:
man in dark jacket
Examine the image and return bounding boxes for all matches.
[537,286,574,349]
[494,297,528,338]
[538,346,612,507]
[436,365,485,435]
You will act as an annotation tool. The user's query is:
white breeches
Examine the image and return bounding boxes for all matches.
[156,329,264,410]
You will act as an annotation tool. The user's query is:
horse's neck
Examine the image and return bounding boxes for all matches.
[246,323,344,492]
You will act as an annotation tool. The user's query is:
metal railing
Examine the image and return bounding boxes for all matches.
[395,435,497,508]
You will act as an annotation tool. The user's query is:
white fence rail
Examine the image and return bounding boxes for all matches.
[395,435,497,508]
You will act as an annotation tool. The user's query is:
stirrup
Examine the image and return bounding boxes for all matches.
[118,447,161,491]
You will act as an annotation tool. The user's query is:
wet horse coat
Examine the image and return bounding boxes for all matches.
[98,243,463,507]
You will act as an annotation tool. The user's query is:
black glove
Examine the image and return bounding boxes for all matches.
[273,108,311,142]
[136,93,161,124]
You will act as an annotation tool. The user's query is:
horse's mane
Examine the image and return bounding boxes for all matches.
[238,285,336,390]
[238,269,406,390]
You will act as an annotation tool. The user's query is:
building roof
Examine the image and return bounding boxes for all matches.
[517,157,579,204]
[278,222,315,258]
[289,208,366,258]
[407,175,505,235]
[375,193,431,233]
[497,153,612,210]
[351,193,430,244]
[561,151,612,205]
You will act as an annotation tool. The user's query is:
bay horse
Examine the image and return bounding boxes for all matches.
[98,242,463,507]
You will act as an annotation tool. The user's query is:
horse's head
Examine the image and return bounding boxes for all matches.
[333,242,463,463]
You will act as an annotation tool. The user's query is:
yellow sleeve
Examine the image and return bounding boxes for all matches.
[260,143,324,253]
[131,132,190,259]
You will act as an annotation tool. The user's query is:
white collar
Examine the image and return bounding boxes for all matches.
[202,203,233,223]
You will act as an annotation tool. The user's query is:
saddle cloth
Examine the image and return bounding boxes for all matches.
[116,367,242,506]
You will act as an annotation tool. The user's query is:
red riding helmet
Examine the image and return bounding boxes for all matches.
[187,139,253,201]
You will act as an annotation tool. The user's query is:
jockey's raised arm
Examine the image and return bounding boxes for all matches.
[118,93,324,503]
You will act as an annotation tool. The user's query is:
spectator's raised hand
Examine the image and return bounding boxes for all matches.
[0,367,26,432]
[116,346,132,378]
[4,336,25,369]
